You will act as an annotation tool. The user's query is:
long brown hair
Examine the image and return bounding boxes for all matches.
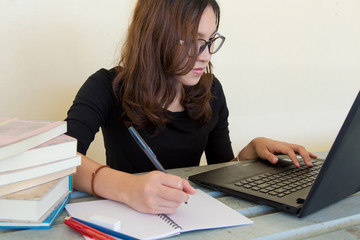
[113,0,220,133]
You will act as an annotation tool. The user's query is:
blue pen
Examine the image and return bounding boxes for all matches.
[71,217,139,240]
[128,126,167,173]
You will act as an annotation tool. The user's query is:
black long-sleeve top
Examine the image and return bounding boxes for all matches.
[65,68,234,173]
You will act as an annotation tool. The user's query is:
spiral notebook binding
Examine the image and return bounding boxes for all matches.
[158,214,182,230]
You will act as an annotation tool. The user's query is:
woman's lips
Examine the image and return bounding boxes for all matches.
[192,68,204,76]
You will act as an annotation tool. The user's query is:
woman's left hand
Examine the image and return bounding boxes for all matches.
[237,137,317,167]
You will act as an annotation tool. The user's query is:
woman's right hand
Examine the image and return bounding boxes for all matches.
[72,154,196,215]
[121,171,196,214]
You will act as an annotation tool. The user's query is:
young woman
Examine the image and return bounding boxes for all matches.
[66,0,316,214]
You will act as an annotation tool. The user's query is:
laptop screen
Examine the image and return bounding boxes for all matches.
[299,91,360,217]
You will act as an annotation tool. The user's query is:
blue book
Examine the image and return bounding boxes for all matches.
[0,192,70,229]
[0,175,72,229]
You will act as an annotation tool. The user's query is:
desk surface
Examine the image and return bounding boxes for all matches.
[2,152,360,240]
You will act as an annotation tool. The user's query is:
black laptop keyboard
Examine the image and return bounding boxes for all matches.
[234,161,323,198]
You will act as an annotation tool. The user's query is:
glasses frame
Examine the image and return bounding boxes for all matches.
[198,32,225,55]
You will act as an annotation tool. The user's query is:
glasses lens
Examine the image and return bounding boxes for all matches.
[197,35,225,55]
[198,40,207,55]
[210,37,224,54]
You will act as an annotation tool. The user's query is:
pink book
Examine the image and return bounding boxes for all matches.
[0,117,67,160]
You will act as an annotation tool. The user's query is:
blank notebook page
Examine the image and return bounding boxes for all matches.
[65,189,253,239]
[169,189,253,232]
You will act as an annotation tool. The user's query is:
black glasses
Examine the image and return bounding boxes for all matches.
[198,32,225,55]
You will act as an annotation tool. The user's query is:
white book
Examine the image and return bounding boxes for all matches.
[0,155,81,186]
[0,117,67,160]
[0,167,76,197]
[66,189,253,240]
[0,193,70,229]
[0,134,77,172]
[0,176,71,221]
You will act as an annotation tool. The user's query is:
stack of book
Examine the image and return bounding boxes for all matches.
[0,117,81,229]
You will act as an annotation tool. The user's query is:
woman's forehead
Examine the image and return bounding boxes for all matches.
[197,6,217,38]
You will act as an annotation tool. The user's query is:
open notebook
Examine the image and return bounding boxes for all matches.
[65,189,253,239]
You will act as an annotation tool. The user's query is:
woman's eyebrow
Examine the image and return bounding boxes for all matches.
[198,30,217,39]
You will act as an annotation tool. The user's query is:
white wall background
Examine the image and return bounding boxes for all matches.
[1,0,359,165]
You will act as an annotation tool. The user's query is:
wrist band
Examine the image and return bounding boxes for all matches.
[91,165,109,197]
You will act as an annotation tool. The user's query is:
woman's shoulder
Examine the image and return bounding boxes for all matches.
[88,68,117,84]
[74,68,119,105]
[79,68,117,93]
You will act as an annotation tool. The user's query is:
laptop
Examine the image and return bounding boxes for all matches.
[189,91,360,217]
